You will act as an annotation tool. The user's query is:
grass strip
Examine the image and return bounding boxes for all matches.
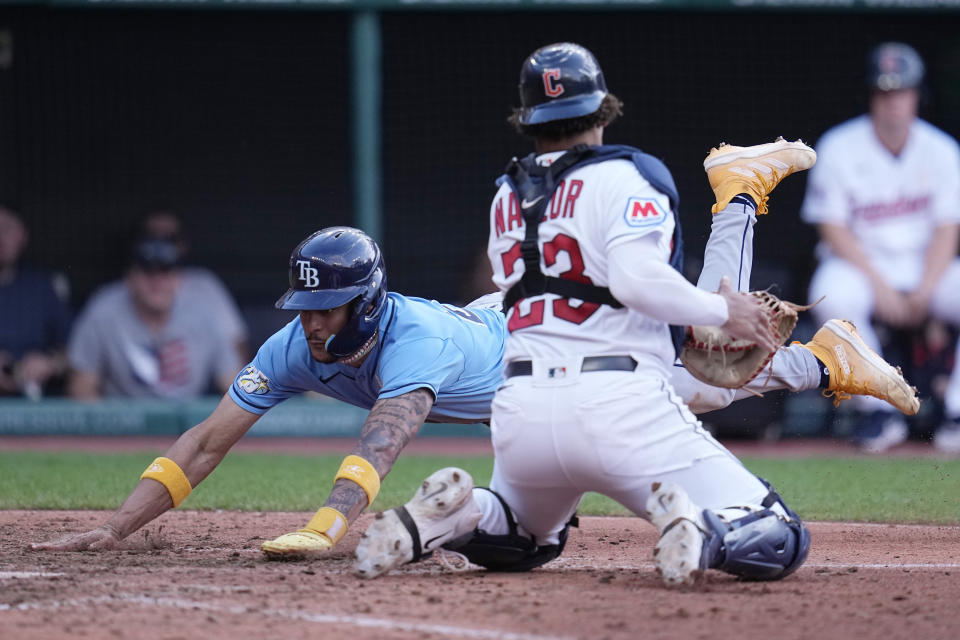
[1,451,957,524]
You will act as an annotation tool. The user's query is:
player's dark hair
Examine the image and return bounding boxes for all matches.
[508,93,623,140]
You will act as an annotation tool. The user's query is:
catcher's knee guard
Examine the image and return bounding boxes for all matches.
[447,488,575,572]
[701,479,810,581]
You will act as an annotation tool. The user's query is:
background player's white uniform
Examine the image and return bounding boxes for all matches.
[802,115,960,418]
[483,153,777,546]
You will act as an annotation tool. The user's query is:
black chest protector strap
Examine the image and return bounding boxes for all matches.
[498,143,686,357]
[502,144,623,313]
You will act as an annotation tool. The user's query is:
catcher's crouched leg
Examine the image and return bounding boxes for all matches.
[701,478,810,580]
[447,488,575,572]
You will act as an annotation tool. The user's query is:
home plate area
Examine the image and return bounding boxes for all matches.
[2,511,958,640]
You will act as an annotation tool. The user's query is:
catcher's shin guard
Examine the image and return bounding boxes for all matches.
[448,488,575,572]
[701,479,810,580]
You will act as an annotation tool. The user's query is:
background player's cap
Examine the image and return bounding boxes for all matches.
[130,234,182,271]
[517,42,608,125]
[867,42,925,92]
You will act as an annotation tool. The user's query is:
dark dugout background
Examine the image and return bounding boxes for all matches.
[2,7,960,349]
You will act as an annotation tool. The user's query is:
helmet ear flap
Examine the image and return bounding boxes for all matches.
[324,254,387,359]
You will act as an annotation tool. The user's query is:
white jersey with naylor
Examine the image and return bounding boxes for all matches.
[801,115,960,287]
[487,153,677,375]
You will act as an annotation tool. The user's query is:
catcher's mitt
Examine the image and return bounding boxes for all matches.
[680,291,812,389]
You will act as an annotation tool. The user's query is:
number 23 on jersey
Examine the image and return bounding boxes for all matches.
[500,233,599,331]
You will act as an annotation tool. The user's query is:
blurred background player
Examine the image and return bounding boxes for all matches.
[66,231,243,399]
[0,205,71,398]
[801,42,960,453]
[139,212,249,363]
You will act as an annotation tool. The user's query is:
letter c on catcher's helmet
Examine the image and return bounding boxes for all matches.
[276,226,387,358]
[868,42,925,92]
[517,42,608,125]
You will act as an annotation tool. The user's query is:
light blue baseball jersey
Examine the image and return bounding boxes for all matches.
[228,293,507,422]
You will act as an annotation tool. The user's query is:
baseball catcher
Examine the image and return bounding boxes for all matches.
[352,43,920,588]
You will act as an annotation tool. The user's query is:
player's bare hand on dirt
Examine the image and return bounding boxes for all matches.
[717,277,778,353]
[28,525,122,552]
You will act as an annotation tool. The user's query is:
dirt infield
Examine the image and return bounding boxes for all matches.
[2,510,958,640]
[2,437,959,639]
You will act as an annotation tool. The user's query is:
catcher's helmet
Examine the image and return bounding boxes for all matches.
[517,42,608,125]
[276,226,387,358]
[868,42,925,92]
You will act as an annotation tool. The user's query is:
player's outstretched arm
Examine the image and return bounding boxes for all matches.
[29,395,260,552]
[261,388,433,559]
[329,388,433,521]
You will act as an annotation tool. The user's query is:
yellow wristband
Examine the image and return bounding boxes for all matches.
[303,507,349,545]
[140,457,192,508]
[334,455,380,506]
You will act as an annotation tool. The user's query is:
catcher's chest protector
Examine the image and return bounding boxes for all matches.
[497,144,686,355]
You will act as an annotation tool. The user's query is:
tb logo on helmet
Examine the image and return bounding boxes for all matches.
[542,68,564,98]
[296,260,320,288]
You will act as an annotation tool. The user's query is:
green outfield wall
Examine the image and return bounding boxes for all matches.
[0,397,491,436]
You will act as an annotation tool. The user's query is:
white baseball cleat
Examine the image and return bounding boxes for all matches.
[354,467,482,579]
[646,481,708,588]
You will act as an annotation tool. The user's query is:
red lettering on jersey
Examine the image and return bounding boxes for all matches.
[543,233,591,284]
[851,194,932,221]
[543,233,600,323]
[542,69,564,98]
[563,179,583,218]
[631,200,660,219]
[548,180,565,219]
[507,193,523,232]
[498,234,599,330]
[501,240,523,278]
[508,299,546,331]
[494,199,505,238]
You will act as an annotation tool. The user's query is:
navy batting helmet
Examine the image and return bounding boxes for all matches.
[276,226,387,358]
[868,42,925,92]
[517,42,608,125]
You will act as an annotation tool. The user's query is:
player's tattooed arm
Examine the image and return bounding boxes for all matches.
[323,388,434,522]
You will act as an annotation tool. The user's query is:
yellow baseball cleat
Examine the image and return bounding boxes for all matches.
[797,319,920,416]
[261,530,333,559]
[704,137,817,214]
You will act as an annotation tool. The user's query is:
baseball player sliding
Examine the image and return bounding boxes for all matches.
[30,54,916,580]
[353,43,918,587]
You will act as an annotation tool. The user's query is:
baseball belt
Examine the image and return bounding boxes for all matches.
[505,355,637,378]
